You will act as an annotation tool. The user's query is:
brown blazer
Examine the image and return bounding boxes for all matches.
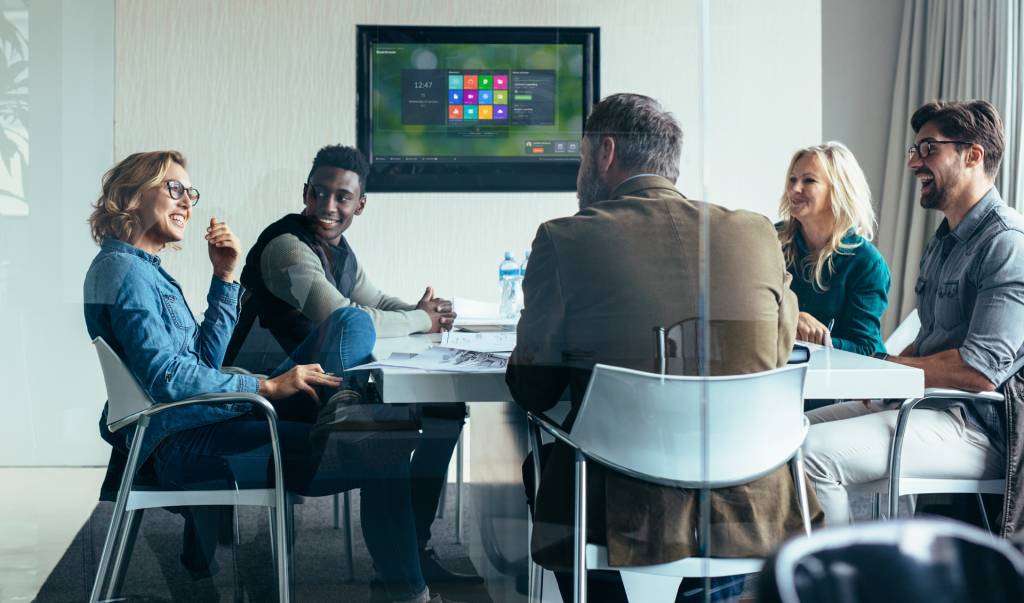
[507,175,822,569]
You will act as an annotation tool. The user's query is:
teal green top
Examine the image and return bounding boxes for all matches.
[785,228,891,356]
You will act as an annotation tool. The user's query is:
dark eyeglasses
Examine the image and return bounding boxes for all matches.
[165,179,200,206]
[906,139,973,161]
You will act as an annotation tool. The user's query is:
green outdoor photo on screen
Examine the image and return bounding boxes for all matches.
[370,42,586,161]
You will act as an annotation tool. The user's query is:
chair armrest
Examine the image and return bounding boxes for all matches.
[526,411,577,449]
[887,387,1004,517]
[108,392,278,433]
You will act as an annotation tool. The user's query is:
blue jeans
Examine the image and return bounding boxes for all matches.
[154,307,428,600]
[272,306,376,395]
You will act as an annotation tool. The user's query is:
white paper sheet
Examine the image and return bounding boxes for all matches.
[452,297,517,327]
[440,330,517,353]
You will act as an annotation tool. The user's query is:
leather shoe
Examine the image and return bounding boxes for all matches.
[419,547,484,585]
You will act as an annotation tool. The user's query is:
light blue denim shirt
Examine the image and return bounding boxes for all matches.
[84,239,259,465]
[913,187,1024,446]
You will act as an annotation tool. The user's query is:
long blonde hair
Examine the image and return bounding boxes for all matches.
[778,142,875,291]
[88,150,187,246]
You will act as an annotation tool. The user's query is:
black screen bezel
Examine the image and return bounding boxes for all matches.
[356,25,599,193]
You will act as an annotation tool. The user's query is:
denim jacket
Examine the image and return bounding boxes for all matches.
[84,239,259,467]
[913,188,1024,448]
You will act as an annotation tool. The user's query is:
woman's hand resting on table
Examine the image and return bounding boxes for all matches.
[797,312,833,347]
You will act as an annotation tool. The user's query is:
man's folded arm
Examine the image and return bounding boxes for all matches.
[261,235,430,337]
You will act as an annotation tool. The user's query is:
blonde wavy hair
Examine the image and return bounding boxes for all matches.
[778,142,875,291]
[88,150,187,246]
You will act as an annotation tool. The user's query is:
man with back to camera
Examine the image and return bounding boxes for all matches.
[228,145,482,588]
[506,93,823,602]
[802,100,1024,535]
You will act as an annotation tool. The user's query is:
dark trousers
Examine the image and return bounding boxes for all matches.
[524,444,747,603]
[412,405,466,546]
[154,413,428,600]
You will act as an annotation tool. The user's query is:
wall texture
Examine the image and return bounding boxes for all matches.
[116,0,821,321]
[822,0,904,207]
[1,0,821,465]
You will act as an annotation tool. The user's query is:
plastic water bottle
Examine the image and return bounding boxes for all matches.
[515,250,530,312]
[498,251,520,319]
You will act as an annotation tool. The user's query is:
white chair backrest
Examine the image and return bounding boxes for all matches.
[93,337,154,428]
[885,309,920,355]
[570,363,808,488]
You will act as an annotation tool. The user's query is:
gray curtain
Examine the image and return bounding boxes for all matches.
[877,0,1023,336]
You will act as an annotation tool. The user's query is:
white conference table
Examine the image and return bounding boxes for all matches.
[371,335,925,403]
[368,334,924,602]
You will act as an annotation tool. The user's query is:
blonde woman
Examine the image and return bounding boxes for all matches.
[778,142,890,355]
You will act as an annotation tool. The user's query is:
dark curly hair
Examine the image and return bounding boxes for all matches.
[307,145,370,192]
[911,100,1004,177]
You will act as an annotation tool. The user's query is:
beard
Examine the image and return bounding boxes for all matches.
[576,153,611,209]
[917,171,948,210]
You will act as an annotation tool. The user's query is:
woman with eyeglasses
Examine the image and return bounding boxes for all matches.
[777,142,891,356]
[84,151,449,603]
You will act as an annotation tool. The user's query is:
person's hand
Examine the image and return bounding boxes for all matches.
[796,312,832,346]
[258,363,342,402]
[206,217,242,282]
[416,286,457,333]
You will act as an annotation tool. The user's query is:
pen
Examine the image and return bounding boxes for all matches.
[826,319,835,349]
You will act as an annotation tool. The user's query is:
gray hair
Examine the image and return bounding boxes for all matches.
[584,93,682,182]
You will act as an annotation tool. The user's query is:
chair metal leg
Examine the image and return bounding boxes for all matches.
[527,420,545,603]
[791,451,812,535]
[887,398,920,520]
[455,431,464,544]
[333,493,340,530]
[106,508,144,599]
[90,417,149,603]
[262,413,291,603]
[343,491,355,583]
[976,493,993,532]
[574,451,587,603]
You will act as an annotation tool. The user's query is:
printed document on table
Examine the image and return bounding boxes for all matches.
[350,347,508,373]
[441,330,517,353]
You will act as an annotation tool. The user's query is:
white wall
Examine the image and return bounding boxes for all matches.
[1,0,820,465]
[0,0,114,466]
[821,0,904,204]
[117,0,821,324]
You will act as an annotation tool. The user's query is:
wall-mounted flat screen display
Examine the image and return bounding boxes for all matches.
[357,26,599,192]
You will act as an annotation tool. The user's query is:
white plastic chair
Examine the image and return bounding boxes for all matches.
[860,310,1008,526]
[527,363,813,603]
[89,337,291,602]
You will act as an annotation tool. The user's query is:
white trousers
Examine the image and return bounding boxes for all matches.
[802,401,1003,525]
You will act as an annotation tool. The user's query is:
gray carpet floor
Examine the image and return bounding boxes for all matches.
[34,491,493,603]
[33,484,902,603]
